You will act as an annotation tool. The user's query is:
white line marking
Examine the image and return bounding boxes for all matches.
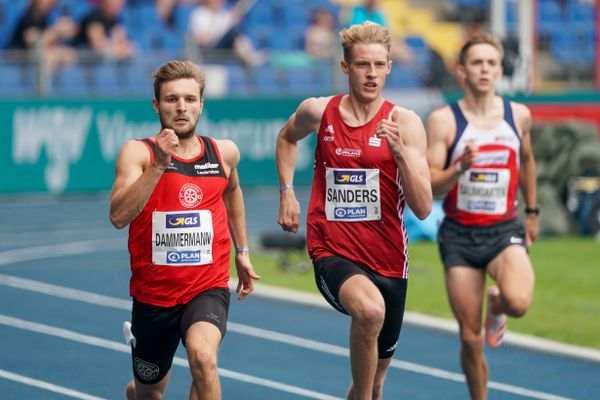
[251,282,600,365]
[0,314,342,400]
[0,369,106,400]
[0,239,123,266]
[2,239,599,364]
[0,274,577,399]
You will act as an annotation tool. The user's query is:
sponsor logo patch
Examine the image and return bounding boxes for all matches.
[510,236,523,244]
[469,171,498,183]
[466,200,496,211]
[134,357,160,382]
[334,170,366,185]
[335,148,361,158]
[334,206,367,219]
[165,212,200,228]
[369,136,381,147]
[179,183,203,208]
[167,250,202,264]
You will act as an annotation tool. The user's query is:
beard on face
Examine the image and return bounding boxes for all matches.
[159,114,197,139]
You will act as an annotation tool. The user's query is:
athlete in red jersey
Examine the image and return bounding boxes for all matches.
[427,33,537,400]
[109,60,259,400]
[276,22,432,400]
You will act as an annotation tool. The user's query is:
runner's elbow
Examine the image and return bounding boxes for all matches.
[109,212,128,229]
[413,204,432,220]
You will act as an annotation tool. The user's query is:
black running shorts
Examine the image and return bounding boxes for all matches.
[438,218,527,270]
[313,255,408,359]
[130,288,230,384]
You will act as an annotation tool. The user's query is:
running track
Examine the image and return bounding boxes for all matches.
[0,194,598,399]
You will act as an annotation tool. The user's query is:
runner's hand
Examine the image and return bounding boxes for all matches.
[154,129,179,170]
[458,141,478,171]
[524,213,538,246]
[235,254,261,300]
[278,190,301,233]
[376,110,406,159]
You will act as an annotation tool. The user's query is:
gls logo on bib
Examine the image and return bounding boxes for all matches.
[166,212,201,228]
[334,170,366,185]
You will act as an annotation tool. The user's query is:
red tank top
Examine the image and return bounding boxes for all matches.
[443,99,521,226]
[307,95,409,278]
[128,136,230,307]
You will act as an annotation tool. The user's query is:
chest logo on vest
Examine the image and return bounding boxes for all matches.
[335,148,361,158]
[179,183,203,208]
[369,135,381,147]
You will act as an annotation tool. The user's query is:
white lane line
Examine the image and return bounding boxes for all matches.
[252,283,600,364]
[0,369,106,400]
[2,239,599,364]
[0,239,123,267]
[0,274,575,400]
[0,314,342,400]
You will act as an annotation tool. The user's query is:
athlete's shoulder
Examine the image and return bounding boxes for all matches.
[507,100,532,131]
[426,103,454,123]
[426,104,455,139]
[121,138,153,156]
[213,138,240,166]
[297,95,335,116]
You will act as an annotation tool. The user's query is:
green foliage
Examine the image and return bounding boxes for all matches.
[232,237,600,349]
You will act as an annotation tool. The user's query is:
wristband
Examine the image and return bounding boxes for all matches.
[279,183,294,193]
[455,162,464,174]
[524,207,540,215]
[235,247,250,254]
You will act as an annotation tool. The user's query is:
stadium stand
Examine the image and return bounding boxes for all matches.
[0,0,596,97]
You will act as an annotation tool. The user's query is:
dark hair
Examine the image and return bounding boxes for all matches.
[152,60,206,100]
[458,32,504,65]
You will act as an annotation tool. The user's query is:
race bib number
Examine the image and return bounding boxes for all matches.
[152,210,213,266]
[325,168,381,222]
[457,169,510,215]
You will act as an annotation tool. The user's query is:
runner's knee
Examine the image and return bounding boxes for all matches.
[352,300,385,335]
[502,294,531,317]
[188,347,218,379]
[459,329,484,353]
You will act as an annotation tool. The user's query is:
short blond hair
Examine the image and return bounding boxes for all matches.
[153,60,206,100]
[339,21,391,63]
[458,32,504,65]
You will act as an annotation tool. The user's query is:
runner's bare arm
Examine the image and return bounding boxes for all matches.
[276,96,330,232]
[109,141,160,229]
[386,108,432,219]
[219,139,261,299]
[109,130,178,229]
[515,103,538,244]
[426,107,463,196]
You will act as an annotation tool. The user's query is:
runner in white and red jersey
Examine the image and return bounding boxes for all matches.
[427,32,538,400]
[109,60,259,400]
[276,22,432,400]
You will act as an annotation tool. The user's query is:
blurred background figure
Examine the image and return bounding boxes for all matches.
[72,0,134,61]
[304,8,337,61]
[349,0,386,26]
[343,0,413,67]
[7,0,77,74]
[188,0,264,66]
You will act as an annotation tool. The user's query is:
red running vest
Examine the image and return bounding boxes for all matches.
[128,136,230,307]
[443,99,521,226]
[307,95,409,278]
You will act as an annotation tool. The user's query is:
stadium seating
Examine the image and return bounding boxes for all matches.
[0,0,595,97]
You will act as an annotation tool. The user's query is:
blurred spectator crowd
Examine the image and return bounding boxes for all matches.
[0,0,596,98]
